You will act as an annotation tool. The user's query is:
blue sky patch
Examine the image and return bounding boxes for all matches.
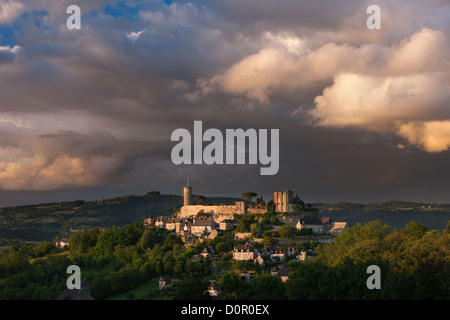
[0,25,15,46]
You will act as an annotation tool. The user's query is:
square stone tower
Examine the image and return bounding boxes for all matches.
[274,190,293,212]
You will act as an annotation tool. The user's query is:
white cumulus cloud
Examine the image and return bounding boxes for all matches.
[126,29,145,41]
[0,0,24,24]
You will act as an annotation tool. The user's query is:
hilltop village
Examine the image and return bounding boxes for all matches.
[4,182,448,300]
[142,182,348,294]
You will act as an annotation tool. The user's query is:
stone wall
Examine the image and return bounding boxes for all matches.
[247,206,267,214]
[234,232,253,240]
[179,203,244,222]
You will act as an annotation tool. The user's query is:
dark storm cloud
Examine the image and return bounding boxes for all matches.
[0,0,449,205]
[209,0,365,31]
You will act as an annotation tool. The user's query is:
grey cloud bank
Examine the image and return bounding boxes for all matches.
[0,0,449,206]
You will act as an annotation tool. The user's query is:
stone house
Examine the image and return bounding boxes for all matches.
[253,254,265,266]
[159,277,173,289]
[55,239,69,249]
[219,219,237,230]
[155,216,168,229]
[206,229,219,240]
[297,249,318,261]
[296,219,325,233]
[271,264,290,282]
[201,246,215,257]
[182,236,196,248]
[191,219,216,236]
[264,246,285,261]
[205,280,220,297]
[177,219,192,235]
[143,217,155,226]
[165,218,179,231]
[331,222,348,236]
[240,270,251,281]
[233,243,258,261]
[286,247,300,258]
[320,217,333,233]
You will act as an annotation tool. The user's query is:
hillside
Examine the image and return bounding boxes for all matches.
[1,194,449,247]
[0,191,240,246]
[317,200,450,231]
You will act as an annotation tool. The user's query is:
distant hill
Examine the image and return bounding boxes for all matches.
[0,191,240,246]
[316,200,450,231]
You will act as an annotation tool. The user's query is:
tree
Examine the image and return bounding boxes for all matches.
[285,260,329,299]
[215,242,230,253]
[0,251,29,278]
[163,233,183,249]
[241,192,257,206]
[236,215,255,232]
[69,228,100,254]
[174,273,211,300]
[277,225,295,239]
[316,220,390,266]
[444,220,450,236]
[174,257,187,277]
[32,242,54,258]
[194,195,206,205]
[94,222,144,255]
[250,223,259,233]
[163,253,175,275]
[402,220,427,239]
[195,209,212,220]
[232,260,248,272]
[219,271,248,299]
[247,274,286,300]
[256,196,265,206]
[262,236,274,247]
[267,200,275,212]
[91,276,113,300]
[138,228,164,250]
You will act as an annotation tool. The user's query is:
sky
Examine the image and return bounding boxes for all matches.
[0,0,450,206]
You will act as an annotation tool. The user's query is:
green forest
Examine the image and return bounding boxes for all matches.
[0,219,448,300]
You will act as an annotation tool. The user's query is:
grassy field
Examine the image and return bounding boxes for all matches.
[106,278,175,300]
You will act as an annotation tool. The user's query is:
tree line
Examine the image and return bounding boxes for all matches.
[0,219,449,300]
[178,220,450,300]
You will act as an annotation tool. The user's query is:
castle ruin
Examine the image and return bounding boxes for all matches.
[178,182,317,223]
[274,189,318,220]
[178,180,246,223]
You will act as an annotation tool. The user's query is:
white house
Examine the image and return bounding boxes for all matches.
[55,239,69,249]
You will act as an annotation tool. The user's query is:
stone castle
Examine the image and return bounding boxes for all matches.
[177,181,317,222]
[178,179,245,223]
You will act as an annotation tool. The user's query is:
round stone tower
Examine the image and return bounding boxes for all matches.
[183,177,192,206]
